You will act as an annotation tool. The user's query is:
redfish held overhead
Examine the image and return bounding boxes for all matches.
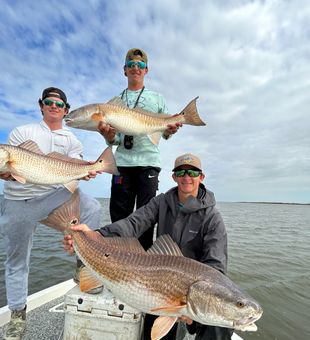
[65,96,206,145]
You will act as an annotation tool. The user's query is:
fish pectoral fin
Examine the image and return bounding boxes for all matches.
[64,180,79,193]
[151,316,178,340]
[79,266,103,293]
[150,302,187,313]
[91,112,104,122]
[147,132,162,145]
[11,173,26,184]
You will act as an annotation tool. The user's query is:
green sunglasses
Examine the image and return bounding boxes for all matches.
[42,98,66,109]
[126,60,147,69]
[174,169,202,177]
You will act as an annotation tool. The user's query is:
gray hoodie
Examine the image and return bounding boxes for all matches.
[99,183,227,274]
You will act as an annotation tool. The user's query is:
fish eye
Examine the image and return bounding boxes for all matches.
[71,218,78,225]
[237,301,245,308]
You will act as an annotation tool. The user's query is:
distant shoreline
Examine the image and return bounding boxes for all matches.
[97,199,310,205]
[234,201,310,206]
[0,195,308,205]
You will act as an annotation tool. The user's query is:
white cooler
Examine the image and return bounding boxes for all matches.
[63,285,144,340]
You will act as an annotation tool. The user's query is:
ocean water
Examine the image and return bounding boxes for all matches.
[0,198,309,340]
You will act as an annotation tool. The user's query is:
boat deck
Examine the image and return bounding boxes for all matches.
[0,296,65,340]
[0,279,75,340]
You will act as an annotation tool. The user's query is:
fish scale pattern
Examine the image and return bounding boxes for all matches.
[0,144,117,184]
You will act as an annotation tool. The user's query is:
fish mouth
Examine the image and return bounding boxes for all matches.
[234,313,262,331]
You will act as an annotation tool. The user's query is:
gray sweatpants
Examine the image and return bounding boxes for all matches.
[0,187,101,310]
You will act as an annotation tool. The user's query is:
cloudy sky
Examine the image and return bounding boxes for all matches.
[0,0,309,203]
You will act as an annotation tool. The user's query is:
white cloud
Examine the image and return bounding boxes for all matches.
[0,0,309,203]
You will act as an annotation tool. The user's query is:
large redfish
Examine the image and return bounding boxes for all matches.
[42,191,263,340]
[0,141,118,188]
[65,97,205,145]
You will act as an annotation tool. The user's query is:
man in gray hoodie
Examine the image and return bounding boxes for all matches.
[64,153,232,340]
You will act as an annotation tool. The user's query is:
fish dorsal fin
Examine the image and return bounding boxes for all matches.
[47,152,90,165]
[18,140,44,155]
[79,266,103,293]
[107,96,128,108]
[147,234,184,256]
[40,190,80,233]
[151,316,178,340]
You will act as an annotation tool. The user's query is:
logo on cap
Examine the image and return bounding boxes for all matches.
[181,155,195,164]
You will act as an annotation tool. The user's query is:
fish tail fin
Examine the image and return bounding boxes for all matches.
[179,97,206,126]
[40,190,80,233]
[94,147,119,175]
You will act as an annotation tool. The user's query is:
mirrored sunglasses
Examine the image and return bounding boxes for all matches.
[126,60,147,69]
[174,169,201,177]
[42,98,66,109]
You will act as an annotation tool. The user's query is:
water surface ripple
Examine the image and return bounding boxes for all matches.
[1,199,309,340]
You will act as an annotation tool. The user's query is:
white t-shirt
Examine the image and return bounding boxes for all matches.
[3,120,83,200]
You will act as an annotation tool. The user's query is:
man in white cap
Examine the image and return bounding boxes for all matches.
[63,153,233,340]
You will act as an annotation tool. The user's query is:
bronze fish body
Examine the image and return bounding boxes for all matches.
[75,233,262,331]
[65,97,206,145]
[41,191,263,339]
[0,140,118,186]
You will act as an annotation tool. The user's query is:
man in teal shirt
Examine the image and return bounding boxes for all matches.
[100,48,181,250]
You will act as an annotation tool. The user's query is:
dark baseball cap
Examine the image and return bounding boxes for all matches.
[41,87,70,107]
[125,48,148,64]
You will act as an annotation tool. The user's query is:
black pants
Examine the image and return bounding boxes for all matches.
[187,322,233,340]
[196,326,233,340]
[110,166,160,250]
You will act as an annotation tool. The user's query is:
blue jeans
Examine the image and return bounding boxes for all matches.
[0,187,101,310]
